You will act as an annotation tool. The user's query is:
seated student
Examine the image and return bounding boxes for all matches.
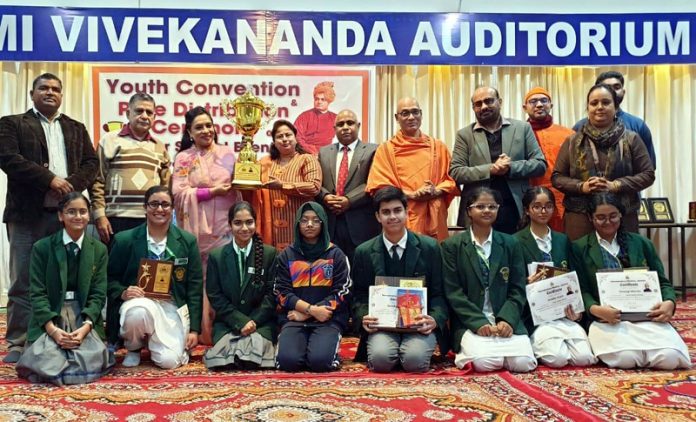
[514,187,596,368]
[204,202,277,370]
[106,186,203,369]
[351,186,448,372]
[442,187,537,373]
[571,193,690,369]
[274,202,351,372]
[16,193,114,385]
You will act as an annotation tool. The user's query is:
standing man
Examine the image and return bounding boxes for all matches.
[522,87,574,232]
[351,186,448,372]
[0,73,99,363]
[449,86,546,234]
[91,93,171,245]
[573,71,656,168]
[317,109,379,263]
[367,97,459,241]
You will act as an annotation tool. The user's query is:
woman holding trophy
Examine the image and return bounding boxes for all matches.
[172,106,242,345]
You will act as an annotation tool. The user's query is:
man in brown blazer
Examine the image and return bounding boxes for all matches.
[0,73,98,363]
[317,109,379,263]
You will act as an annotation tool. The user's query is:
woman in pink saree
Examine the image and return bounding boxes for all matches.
[172,106,242,345]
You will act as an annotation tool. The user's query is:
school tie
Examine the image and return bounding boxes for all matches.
[238,251,246,278]
[336,145,350,196]
[390,244,400,265]
[66,242,79,257]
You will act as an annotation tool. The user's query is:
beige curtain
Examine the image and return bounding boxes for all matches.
[1,63,695,303]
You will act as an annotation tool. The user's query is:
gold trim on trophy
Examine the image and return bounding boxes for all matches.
[137,258,173,300]
[221,89,277,190]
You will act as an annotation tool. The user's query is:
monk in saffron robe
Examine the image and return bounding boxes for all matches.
[366,97,459,241]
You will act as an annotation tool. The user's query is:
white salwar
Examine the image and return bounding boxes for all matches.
[531,319,597,367]
[119,297,188,369]
[588,321,690,370]
[454,330,537,373]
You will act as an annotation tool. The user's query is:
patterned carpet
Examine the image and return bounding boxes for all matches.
[0,303,694,421]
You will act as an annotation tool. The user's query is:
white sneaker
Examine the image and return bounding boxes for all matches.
[122,351,141,367]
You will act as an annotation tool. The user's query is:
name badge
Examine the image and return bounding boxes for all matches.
[65,291,75,300]
[174,257,189,265]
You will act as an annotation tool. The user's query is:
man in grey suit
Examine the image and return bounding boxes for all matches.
[0,73,99,363]
[449,86,546,234]
[317,109,379,262]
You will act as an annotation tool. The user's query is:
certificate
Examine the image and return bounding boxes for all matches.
[596,270,663,315]
[525,271,584,326]
[369,285,428,332]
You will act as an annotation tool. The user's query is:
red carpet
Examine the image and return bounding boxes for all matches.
[1,300,695,421]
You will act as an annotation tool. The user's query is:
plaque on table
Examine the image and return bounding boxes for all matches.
[689,201,696,223]
[136,258,173,299]
[647,198,674,223]
[638,199,651,223]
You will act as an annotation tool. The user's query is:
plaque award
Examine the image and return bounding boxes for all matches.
[137,258,173,299]
[647,198,674,223]
[689,201,696,223]
[221,90,276,189]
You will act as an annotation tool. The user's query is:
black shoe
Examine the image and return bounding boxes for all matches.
[2,350,22,364]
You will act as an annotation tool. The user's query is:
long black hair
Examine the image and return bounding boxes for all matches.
[180,106,218,152]
[588,193,630,268]
[517,186,556,231]
[228,201,264,285]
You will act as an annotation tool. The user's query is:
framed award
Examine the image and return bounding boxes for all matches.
[136,258,173,299]
[689,201,696,223]
[647,198,674,223]
[638,198,651,223]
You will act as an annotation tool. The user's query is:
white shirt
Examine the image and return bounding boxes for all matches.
[470,228,493,260]
[62,229,85,250]
[596,232,620,257]
[334,139,360,187]
[233,239,252,261]
[531,226,553,255]
[147,230,168,258]
[34,107,67,179]
[382,230,408,259]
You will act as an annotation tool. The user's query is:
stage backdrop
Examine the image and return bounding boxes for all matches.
[91,65,373,157]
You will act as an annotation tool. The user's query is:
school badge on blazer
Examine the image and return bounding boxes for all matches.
[500,267,510,282]
[174,266,186,282]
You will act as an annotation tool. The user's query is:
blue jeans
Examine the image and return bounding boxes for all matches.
[367,331,436,373]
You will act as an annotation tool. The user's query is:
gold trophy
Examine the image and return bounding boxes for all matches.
[221,90,276,189]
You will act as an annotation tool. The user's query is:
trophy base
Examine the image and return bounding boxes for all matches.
[232,179,264,190]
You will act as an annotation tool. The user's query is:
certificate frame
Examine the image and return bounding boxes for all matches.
[638,198,652,223]
[647,197,674,223]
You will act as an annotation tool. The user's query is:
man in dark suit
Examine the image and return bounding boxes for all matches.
[0,73,98,363]
[317,109,379,263]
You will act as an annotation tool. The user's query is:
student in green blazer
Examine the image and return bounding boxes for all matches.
[204,201,278,370]
[351,186,448,372]
[571,193,689,369]
[16,193,113,385]
[514,187,596,368]
[442,187,537,373]
[107,186,203,369]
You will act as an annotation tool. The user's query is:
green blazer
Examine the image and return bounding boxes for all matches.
[351,231,449,361]
[570,231,676,319]
[441,230,528,352]
[206,242,277,344]
[28,231,107,342]
[106,223,203,344]
[514,227,571,270]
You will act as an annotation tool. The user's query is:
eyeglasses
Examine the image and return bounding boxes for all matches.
[593,213,621,224]
[146,201,172,210]
[299,218,322,226]
[527,98,550,106]
[397,108,422,118]
[63,208,89,217]
[472,97,497,109]
[531,204,555,212]
[468,204,500,211]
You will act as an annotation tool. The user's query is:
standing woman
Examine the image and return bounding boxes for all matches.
[571,193,690,369]
[514,187,596,368]
[254,119,322,251]
[107,186,203,369]
[172,106,242,345]
[204,201,277,370]
[441,187,537,373]
[274,202,351,372]
[552,83,654,240]
[16,193,113,385]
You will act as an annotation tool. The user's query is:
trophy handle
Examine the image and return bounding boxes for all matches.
[263,104,278,127]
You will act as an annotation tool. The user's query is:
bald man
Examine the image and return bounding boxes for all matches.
[366,98,459,241]
[317,109,379,262]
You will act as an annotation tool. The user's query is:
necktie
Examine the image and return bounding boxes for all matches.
[66,242,79,256]
[336,146,350,196]
[238,250,246,278]
[390,244,400,264]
